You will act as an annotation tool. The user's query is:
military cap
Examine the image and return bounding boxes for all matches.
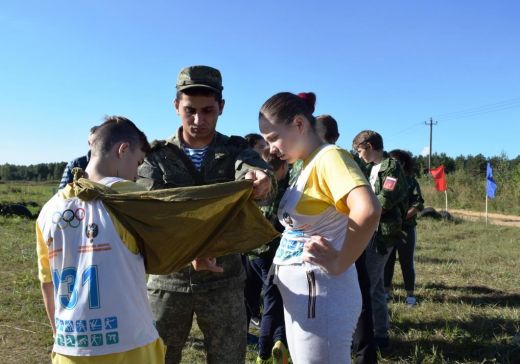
[176,65,223,93]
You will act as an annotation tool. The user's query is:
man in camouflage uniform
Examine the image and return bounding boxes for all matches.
[137,65,274,364]
[352,130,408,350]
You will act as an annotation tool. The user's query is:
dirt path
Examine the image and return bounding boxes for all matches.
[442,208,520,227]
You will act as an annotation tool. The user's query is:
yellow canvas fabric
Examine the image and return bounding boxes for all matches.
[65,178,279,274]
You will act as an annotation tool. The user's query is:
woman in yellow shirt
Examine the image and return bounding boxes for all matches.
[258,92,381,364]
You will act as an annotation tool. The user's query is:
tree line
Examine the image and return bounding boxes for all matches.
[1,153,519,183]
[415,152,520,176]
[0,162,66,182]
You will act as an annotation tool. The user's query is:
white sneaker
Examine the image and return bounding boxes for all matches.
[405,296,417,306]
[251,316,261,328]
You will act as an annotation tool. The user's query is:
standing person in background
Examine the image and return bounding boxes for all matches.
[137,65,274,364]
[58,126,98,189]
[244,148,290,364]
[244,133,269,333]
[243,132,272,343]
[245,133,268,157]
[384,149,424,306]
[315,115,378,364]
[352,131,408,350]
[259,92,381,364]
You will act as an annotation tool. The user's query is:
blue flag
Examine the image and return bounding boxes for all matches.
[486,162,497,199]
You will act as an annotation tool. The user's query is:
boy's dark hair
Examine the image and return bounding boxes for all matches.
[259,92,316,128]
[352,130,384,151]
[389,149,415,175]
[315,114,339,144]
[91,116,150,156]
[244,133,265,149]
[175,87,223,103]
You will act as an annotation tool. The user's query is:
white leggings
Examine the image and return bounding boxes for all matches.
[275,263,362,364]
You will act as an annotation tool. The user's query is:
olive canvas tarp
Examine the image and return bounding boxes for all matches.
[70,178,279,274]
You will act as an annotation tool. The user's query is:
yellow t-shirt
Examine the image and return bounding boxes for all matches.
[295,146,369,216]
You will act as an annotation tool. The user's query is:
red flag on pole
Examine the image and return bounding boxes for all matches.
[430,165,447,191]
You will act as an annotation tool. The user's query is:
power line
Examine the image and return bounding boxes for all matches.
[433,97,520,121]
[384,122,424,142]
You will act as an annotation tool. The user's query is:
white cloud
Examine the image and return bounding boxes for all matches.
[420,146,430,157]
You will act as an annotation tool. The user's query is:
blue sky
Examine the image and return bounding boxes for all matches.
[1,0,519,165]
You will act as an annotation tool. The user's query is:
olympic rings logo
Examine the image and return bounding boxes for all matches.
[52,208,85,229]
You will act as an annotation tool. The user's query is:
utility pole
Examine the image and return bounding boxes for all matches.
[425,118,438,171]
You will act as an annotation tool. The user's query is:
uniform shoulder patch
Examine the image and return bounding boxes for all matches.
[382,176,398,191]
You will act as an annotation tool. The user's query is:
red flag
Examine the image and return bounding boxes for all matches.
[430,165,447,192]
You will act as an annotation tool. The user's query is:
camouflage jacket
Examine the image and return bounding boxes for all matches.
[403,175,424,229]
[365,154,408,250]
[137,129,273,292]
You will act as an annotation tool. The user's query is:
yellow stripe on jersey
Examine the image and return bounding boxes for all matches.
[295,146,369,216]
[36,222,52,283]
[51,337,166,364]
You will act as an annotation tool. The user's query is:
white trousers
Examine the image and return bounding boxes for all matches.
[275,263,362,364]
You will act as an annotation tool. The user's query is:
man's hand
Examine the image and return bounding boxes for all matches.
[245,169,271,200]
[405,207,419,220]
[191,258,224,273]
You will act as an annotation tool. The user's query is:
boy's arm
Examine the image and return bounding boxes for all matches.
[36,223,55,335]
[41,282,56,336]
[377,161,408,212]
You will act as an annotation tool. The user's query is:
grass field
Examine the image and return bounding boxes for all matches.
[0,182,519,363]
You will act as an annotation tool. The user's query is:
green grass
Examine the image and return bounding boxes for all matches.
[0,181,56,216]
[419,171,520,215]
[377,219,520,363]
[0,183,519,363]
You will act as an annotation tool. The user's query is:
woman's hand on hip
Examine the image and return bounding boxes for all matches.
[303,235,343,275]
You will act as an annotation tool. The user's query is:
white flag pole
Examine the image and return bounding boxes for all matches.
[485,195,488,225]
[444,190,448,213]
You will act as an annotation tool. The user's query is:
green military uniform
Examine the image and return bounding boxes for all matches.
[383,174,424,295]
[137,128,272,364]
[363,152,408,341]
[365,154,408,254]
[402,175,424,229]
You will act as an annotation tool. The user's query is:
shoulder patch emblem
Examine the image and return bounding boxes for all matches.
[382,176,398,191]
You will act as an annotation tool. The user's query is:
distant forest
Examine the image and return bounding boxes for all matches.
[0,162,66,182]
[0,153,519,182]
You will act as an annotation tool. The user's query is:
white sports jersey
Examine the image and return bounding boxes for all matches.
[274,145,352,266]
[37,177,158,356]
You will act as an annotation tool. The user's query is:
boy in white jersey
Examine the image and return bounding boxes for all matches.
[36,116,220,364]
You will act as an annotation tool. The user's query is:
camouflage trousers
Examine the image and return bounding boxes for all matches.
[147,286,247,364]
